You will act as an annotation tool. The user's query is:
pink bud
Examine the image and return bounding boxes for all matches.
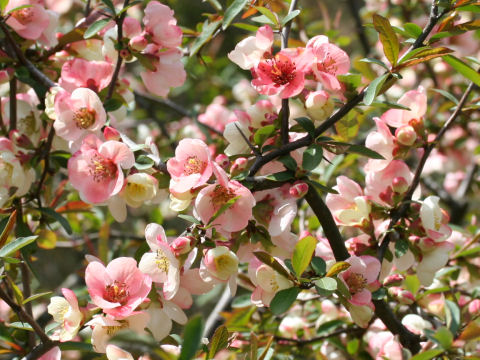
[9,130,33,149]
[468,299,480,314]
[305,90,333,122]
[392,177,409,194]
[388,287,415,305]
[396,125,417,146]
[129,35,148,52]
[289,181,309,198]
[0,68,14,85]
[215,154,230,169]
[103,126,120,141]
[230,157,248,173]
[170,236,193,256]
[383,274,404,287]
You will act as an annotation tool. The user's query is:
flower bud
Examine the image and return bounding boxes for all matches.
[9,130,33,149]
[230,157,248,173]
[388,286,415,305]
[104,126,121,141]
[0,68,14,85]
[383,274,404,287]
[468,299,480,315]
[395,125,417,146]
[305,90,334,123]
[392,176,409,194]
[289,181,309,198]
[170,236,193,256]
[129,35,148,52]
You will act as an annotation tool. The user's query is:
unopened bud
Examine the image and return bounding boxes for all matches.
[305,90,334,123]
[289,181,309,198]
[171,236,193,256]
[215,154,230,169]
[383,274,405,287]
[392,177,409,194]
[230,157,248,173]
[129,35,148,52]
[468,299,480,315]
[9,130,33,149]
[103,126,120,141]
[388,287,415,305]
[396,125,417,146]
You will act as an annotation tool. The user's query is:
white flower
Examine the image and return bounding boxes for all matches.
[223,121,251,156]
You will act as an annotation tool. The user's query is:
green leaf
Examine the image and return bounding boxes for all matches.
[134,155,155,170]
[430,88,459,105]
[302,144,323,171]
[231,294,252,308]
[278,155,297,172]
[359,58,390,70]
[0,236,38,258]
[101,0,116,13]
[222,0,249,30]
[22,291,52,305]
[443,55,480,87]
[8,322,33,331]
[311,257,326,276]
[59,342,94,352]
[292,235,317,277]
[104,98,123,112]
[265,170,295,182]
[372,287,387,300]
[348,144,385,159]
[232,23,259,32]
[6,4,32,14]
[39,208,72,235]
[326,261,350,277]
[373,14,400,66]
[179,315,204,360]
[254,6,278,25]
[364,73,389,105]
[335,111,359,141]
[190,19,222,56]
[410,349,444,360]
[251,15,276,26]
[316,320,344,335]
[394,238,409,258]
[0,0,9,12]
[314,277,337,293]
[294,117,315,138]
[117,0,142,15]
[346,338,359,355]
[281,9,301,26]
[445,299,461,334]
[208,325,229,359]
[253,251,292,280]
[178,214,201,225]
[433,327,453,349]
[270,287,300,315]
[208,196,240,225]
[403,22,423,38]
[84,19,110,39]
[253,125,276,146]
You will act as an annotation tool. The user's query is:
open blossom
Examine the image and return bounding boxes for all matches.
[145,293,188,341]
[54,88,106,142]
[47,288,83,341]
[68,134,134,203]
[252,48,312,98]
[228,25,273,70]
[85,257,152,318]
[106,345,134,360]
[60,59,113,93]
[339,255,381,306]
[364,117,395,172]
[5,0,50,40]
[368,331,403,360]
[382,86,427,128]
[326,176,370,227]
[143,1,182,49]
[306,35,350,91]
[195,165,255,234]
[200,246,239,295]
[223,111,252,156]
[420,196,452,242]
[167,138,213,195]
[138,223,180,300]
[416,239,454,286]
[198,97,237,133]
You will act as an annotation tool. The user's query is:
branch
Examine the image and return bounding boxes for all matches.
[275,326,364,345]
[8,77,17,132]
[346,0,369,56]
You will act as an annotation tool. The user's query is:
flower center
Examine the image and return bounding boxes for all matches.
[11,8,34,24]
[0,161,14,182]
[155,249,170,273]
[345,273,367,295]
[104,280,129,305]
[89,155,117,183]
[317,54,338,75]
[74,107,96,129]
[210,185,235,208]
[262,55,296,86]
[18,112,36,136]
[102,320,129,335]
[183,156,206,175]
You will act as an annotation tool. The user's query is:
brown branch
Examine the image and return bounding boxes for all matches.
[8,77,16,132]
[275,326,364,345]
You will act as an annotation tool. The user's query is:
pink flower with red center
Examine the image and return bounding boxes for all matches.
[85,257,152,318]
[167,138,213,195]
[143,1,183,49]
[59,59,114,93]
[5,0,50,41]
[381,86,427,128]
[306,35,350,91]
[54,88,106,142]
[195,164,255,234]
[340,255,381,306]
[67,134,135,204]
[251,48,312,99]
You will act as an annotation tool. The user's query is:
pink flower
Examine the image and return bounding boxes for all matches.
[47,288,83,341]
[195,165,255,234]
[364,117,395,172]
[198,97,236,133]
[381,86,427,128]
[5,0,50,40]
[252,48,312,98]
[85,257,152,318]
[306,35,350,91]
[228,25,273,70]
[340,255,381,306]
[140,48,186,97]
[167,138,213,195]
[420,196,452,242]
[368,332,403,360]
[54,88,106,141]
[143,1,182,49]
[59,59,114,93]
[200,246,239,295]
[68,134,134,203]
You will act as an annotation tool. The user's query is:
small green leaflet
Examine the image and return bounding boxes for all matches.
[208,325,229,359]
[270,287,300,315]
[190,19,222,56]
[442,55,480,87]
[373,14,400,66]
[364,73,389,105]
[302,144,323,171]
[0,236,38,258]
[222,0,249,30]
[208,196,240,225]
[179,315,204,360]
[292,235,317,277]
[84,19,110,39]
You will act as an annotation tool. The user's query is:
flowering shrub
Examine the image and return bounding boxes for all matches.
[0,0,479,359]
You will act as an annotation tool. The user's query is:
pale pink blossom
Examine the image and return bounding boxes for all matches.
[145,293,187,341]
[368,331,403,360]
[306,35,350,91]
[420,196,452,242]
[5,0,50,40]
[416,238,454,286]
[401,314,432,335]
[54,88,106,141]
[200,246,239,295]
[198,97,237,133]
[347,303,375,328]
[223,111,252,156]
[138,223,180,300]
[364,117,395,172]
[194,165,255,234]
[228,25,273,70]
[85,257,152,318]
[47,288,83,341]
[45,0,73,14]
[167,138,213,195]
[68,135,135,203]
[59,58,114,93]
[339,255,381,306]
[106,345,134,360]
[38,10,59,47]
[143,1,182,49]
[305,90,334,123]
[381,86,427,128]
